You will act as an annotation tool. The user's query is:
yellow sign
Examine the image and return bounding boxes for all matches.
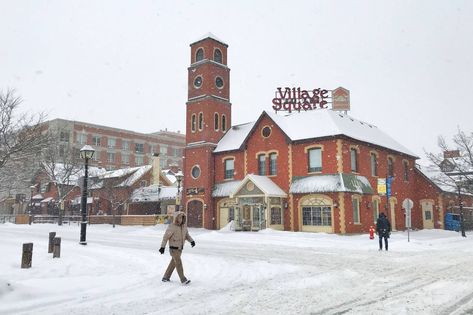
[377,178,386,195]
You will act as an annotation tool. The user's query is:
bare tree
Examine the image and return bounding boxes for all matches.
[425,128,473,193]
[40,128,82,225]
[0,89,47,198]
[98,179,133,228]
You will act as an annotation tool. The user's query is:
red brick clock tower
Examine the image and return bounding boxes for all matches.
[183,34,231,228]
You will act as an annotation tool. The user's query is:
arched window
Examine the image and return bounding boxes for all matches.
[191,114,196,132]
[221,114,226,132]
[214,49,222,63]
[388,157,394,177]
[214,113,219,130]
[198,112,203,130]
[196,48,204,62]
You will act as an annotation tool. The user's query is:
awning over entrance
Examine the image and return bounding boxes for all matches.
[290,173,373,194]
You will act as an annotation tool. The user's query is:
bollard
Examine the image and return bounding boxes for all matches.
[53,237,61,258]
[21,243,33,268]
[48,232,56,253]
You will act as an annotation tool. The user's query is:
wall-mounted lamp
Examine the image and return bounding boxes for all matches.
[204,204,208,210]
[333,202,338,208]
[283,201,288,209]
[366,201,372,209]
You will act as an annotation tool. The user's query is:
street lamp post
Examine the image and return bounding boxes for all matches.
[175,170,184,212]
[456,182,467,237]
[79,145,95,245]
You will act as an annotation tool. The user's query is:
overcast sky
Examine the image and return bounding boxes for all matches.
[1,1,472,161]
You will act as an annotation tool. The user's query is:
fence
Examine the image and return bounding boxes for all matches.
[0,215,16,224]
[21,214,172,226]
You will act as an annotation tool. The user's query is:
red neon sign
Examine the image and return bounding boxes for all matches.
[272,87,330,113]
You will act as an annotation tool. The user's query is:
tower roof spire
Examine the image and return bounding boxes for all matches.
[191,32,228,47]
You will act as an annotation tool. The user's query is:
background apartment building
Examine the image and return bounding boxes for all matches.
[46,119,185,170]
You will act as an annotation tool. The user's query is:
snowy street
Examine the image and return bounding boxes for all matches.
[1,223,473,315]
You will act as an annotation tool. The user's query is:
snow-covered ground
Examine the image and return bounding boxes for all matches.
[1,223,473,315]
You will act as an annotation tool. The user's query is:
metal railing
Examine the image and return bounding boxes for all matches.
[0,215,16,223]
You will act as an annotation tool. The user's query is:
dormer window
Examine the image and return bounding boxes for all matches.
[196,48,204,62]
[214,49,222,63]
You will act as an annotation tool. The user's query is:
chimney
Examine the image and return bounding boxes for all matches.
[151,153,161,186]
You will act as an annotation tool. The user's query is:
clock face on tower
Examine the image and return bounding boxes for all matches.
[194,76,203,88]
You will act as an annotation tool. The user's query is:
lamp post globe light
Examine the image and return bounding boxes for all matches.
[175,170,184,212]
[79,145,95,245]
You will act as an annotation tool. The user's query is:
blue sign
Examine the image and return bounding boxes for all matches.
[387,176,393,197]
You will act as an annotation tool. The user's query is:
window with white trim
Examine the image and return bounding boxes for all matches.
[258,154,266,175]
[308,148,322,173]
[388,157,394,177]
[214,49,222,63]
[107,138,116,148]
[270,207,282,225]
[196,48,204,62]
[191,114,196,132]
[370,153,378,176]
[269,153,277,176]
[352,198,360,224]
[302,206,332,226]
[222,115,226,132]
[224,159,234,179]
[198,113,203,130]
[350,148,358,172]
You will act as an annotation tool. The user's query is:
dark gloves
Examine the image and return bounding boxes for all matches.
[159,247,165,254]
[190,241,195,248]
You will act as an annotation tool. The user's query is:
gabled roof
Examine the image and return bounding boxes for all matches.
[213,121,256,153]
[130,184,178,202]
[214,109,418,158]
[191,33,228,47]
[212,175,287,198]
[233,174,286,198]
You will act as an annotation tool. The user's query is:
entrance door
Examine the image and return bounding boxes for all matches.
[422,201,434,229]
[187,200,203,228]
[219,207,229,229]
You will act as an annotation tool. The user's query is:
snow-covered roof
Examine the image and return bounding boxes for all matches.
[290,173,373,194]
[213,122,256,153]
[214,110,418,157]
[100,166,143,180]
[117,165,152,187]
[212,175,286,198]
[192,32,228,47]
[239,174,286,197]
[41,162,106,186]
[32,194,44,200]
[416,164,456,194]
[212,180,242,197]
[130,184,178,202]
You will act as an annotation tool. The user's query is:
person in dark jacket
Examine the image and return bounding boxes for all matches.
[376,212,391,251]
[159,211,195,285]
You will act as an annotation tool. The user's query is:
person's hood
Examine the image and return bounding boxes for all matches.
[173,211,186,225]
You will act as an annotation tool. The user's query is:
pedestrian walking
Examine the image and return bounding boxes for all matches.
[159,211,195,285]
[376,212,391,251]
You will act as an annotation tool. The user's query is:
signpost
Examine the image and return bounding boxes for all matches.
[402,198,414,242]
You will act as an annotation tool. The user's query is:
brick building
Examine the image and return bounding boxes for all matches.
[181,34,472,233]
[44,119,185,170]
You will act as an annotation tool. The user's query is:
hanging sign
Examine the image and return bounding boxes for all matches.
[377,178,386,195]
